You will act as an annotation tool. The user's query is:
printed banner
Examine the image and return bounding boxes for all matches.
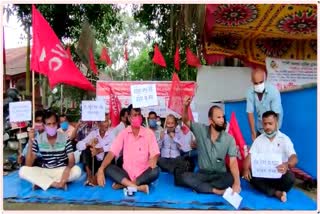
[96,81,196,118]
[266,57,317,91]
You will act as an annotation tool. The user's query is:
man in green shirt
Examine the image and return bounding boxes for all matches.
[180,96,241,195]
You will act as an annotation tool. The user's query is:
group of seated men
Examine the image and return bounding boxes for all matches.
[19,97,297,203]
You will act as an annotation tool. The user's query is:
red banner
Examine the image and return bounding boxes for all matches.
[96,80,196,118]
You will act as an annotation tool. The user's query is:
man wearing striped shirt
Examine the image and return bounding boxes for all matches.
[19,111,81,191]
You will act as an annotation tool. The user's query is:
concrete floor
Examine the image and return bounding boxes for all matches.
[3,146,317,210]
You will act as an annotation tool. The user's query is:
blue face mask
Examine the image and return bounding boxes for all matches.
[149,119,157,128]
[264,130,277,139]
[60,121,69,131]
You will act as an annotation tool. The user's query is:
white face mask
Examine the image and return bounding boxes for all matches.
[156,121,161,126]
[254,82,265,93]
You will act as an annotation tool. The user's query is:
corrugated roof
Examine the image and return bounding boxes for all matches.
[5,46,27,76]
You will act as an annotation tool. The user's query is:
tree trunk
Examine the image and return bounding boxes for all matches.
[25,27,31,96]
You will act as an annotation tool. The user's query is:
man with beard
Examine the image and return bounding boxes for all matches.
[179,96,241,195]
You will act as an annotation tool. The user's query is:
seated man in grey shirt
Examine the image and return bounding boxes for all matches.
[179,96,241,195]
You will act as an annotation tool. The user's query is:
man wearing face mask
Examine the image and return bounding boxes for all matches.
[112,108,130,137]
[179,96,241,195]
[157,114,190,173]
[76,113,115,186]
[19,111,81,191]
[58,114,75,139]
[21,110,45,166]
[148,111,163,142]
[243,111,297,202]
[97,105,160,194]
[246,67,283,142]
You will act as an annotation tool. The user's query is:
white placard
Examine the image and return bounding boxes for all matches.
[9,101,32,122]
[131,84,158,108]
[251,153,282,178]
[81,101,106,121]
[266,57,317,91]
[223,187,242,209]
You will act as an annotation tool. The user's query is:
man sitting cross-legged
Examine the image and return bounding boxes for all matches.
[19,110,81,191]
[97,105,160,194]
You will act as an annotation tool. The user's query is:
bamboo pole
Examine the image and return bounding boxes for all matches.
[32,71,35,126]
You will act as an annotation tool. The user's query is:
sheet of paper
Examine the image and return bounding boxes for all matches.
[81,100,106,121]
[9,101,32,122]
[251,153,282,178]
[131,84,158,108]
[222,187,242,209]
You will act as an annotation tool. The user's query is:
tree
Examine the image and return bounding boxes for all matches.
[10,4,122,87]
[133,4,205,81]
[7,4,123,114]
[96,7,152,81]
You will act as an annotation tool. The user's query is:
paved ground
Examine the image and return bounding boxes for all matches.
[3,147,317,210]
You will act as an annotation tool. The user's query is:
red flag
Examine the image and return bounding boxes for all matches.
[108,86,121,127]
[89,48,98,75]
[100,47,112,66]
[186,47,201,68]
[30,5,95,91]
[124,45,128,61]
[226,112,248,172]
[168,73,193,120]
[152,44,166,67]
[66,46,71,58]
[174,46,180,71]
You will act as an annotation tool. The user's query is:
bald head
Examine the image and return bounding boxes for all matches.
[251,68,266,85]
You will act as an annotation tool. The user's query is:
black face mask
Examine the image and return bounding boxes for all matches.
[166,127,175,133]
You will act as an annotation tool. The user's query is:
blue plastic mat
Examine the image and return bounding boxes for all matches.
[3,170,316,210]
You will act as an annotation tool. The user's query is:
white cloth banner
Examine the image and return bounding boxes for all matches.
[131,84,158,108]
[81,101,105,121]
[9,101,32,122]
[266,57,317,91]
[251,153,282,179]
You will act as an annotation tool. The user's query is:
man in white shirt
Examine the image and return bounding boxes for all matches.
[243,111,297,202]
[112,108,129,137]
[76,113,115,186]
[111,108,130,168]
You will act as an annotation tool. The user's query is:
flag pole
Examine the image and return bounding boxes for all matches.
[32,70,35,127]
[60,84,63,114]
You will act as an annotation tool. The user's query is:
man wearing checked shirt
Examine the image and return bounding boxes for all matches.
[246,67,283,142]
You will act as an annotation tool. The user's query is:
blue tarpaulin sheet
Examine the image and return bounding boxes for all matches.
[3,170,316,210]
